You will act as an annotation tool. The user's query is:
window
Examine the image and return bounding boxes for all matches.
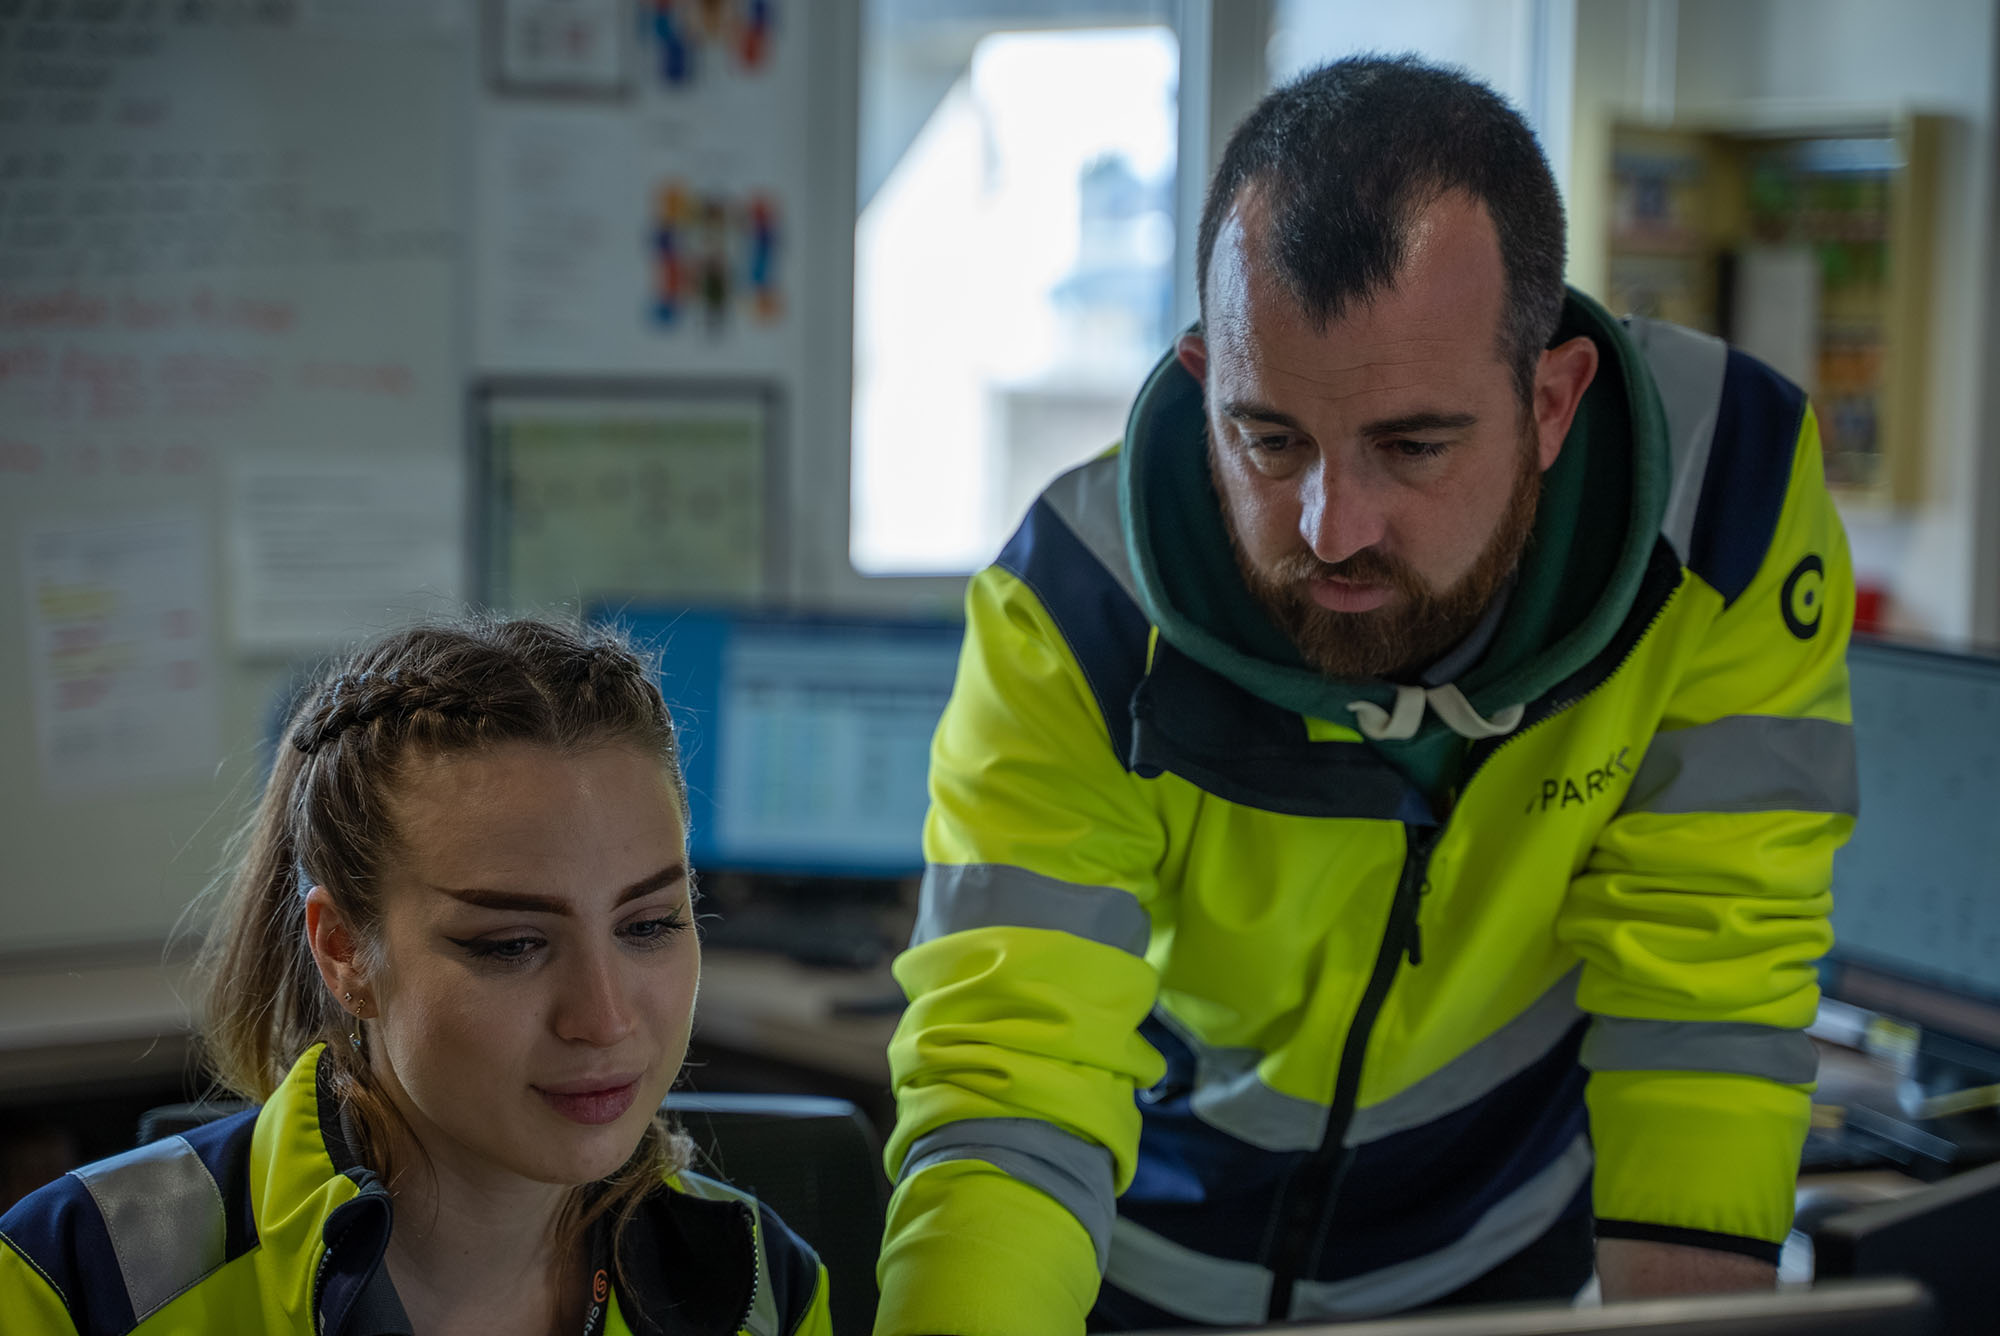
[1268,0,1573,201]
[851,2,1180,575]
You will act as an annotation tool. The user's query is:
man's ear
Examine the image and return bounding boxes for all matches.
[1175,330,1208,384]
[304,886,372,1015]
[1531,335,1599,472]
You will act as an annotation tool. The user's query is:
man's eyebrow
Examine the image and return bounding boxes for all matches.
[1218,399,1308,432]
[1216,402,1480,439]
[1358,410,1478,437]
[434,863,688,915]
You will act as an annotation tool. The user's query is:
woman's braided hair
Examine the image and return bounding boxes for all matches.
[198,616,691,1268]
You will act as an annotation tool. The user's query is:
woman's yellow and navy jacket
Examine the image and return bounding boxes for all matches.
[0,1045,833,1336]
[876,299,1856,1334]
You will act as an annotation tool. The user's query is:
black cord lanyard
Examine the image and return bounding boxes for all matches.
[578,1218,614,1336]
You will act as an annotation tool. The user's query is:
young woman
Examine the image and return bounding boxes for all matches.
[0,619,832,1336]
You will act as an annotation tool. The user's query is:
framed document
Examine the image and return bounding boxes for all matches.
[475,378,782,611]
[487,0,633,101]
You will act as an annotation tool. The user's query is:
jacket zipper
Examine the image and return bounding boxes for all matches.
[728,1200,761,1335]
[1265,821,1439,1321]
[1260,564,1682,1317]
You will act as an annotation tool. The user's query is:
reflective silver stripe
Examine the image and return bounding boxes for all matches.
[901,1117,1118,1268]
[1290,1134,1595,1318]
[1038,451,1139,605]
[1622,715,1859,817]
[910,863,1151,956]
[1149,1006,1327,1152]
[1106,1216,1272,1325]
[1103,1136,1594,1323]
[1582,1017,1820,1085]
[675,1173,780,1336]
[1345,972,1583,1145]
[1628,315,1729,561]
[1160,976,1587,1154]
[71,1135,226,1321]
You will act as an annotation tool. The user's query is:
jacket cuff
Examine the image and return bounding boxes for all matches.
[1586,1068,1809,1245]
[1596,1218,1784,1266]
[876,1159,1100,1336]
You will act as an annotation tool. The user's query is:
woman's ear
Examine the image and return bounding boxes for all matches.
[304,886,372,1016]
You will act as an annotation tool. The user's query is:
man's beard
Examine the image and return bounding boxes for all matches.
[1220,425,1544,683]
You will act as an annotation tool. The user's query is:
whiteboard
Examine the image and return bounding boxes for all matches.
[0,4,464,954]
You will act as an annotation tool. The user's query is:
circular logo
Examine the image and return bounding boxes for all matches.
[592,1269,608,1304]
[1780,555,1825,640]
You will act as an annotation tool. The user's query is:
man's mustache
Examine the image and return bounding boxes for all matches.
[1264,546,1416,592]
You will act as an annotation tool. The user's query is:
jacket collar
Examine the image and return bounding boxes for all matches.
[255,1047,759,1336]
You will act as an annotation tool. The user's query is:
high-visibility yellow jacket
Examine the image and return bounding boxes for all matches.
[877,304,1855,1334]
[0,1045,833,1336]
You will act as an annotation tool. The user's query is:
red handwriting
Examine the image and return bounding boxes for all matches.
[0,345,54,383]
[189,288,296,336]
[58,676,112,711]
[45,441,210,477]
[0,289,110,330]
[0,439,45,472]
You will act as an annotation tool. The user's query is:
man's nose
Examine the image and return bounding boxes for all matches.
[553,944,638,1047]
[1299,456,1388,566]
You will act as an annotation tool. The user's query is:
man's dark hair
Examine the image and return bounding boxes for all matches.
[1195,55,1567,404]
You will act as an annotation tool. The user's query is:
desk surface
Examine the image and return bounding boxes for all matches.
[692,949,900,1086]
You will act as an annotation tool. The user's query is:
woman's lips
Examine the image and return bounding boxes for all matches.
[1309,576,1393,613]
[536,1079,640,1126]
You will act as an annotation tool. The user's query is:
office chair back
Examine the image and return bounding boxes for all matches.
[140,1090,887,1336]
[136,1100,253,1145]
[662,1091,887,1336]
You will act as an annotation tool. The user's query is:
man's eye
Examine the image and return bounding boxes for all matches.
[1390,438,1449,460]
[1251,434,1294,452]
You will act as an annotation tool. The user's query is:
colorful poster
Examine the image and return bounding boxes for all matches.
[473,1,804,375]
[21,513,220,797]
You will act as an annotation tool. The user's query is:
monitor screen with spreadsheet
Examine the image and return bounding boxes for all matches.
[593,606,964,879]
[1825,638,2000,1061]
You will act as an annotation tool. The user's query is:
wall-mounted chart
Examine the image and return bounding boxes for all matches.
[477,379,781,612]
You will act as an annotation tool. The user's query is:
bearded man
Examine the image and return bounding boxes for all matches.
[876,56,1855,1335]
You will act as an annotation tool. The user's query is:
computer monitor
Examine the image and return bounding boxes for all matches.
[1813,1157,2000,1336]
[592,605,963,880]
[1126,1279,1933,1335]
[1823,639,2000,1098]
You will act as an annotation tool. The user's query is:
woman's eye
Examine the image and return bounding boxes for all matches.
[450,935,544,963]
[622,912,692,945]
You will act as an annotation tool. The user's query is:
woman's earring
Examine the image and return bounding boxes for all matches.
[343,991,364,1052]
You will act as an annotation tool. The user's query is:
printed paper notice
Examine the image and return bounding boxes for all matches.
[229,454,463,655]
[23,514,222,797]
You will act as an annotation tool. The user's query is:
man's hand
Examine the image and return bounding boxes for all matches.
[1596,1238,1776,1302]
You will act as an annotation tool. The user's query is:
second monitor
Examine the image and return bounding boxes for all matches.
[601,605,964,881]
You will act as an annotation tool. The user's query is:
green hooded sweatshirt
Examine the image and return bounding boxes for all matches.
[1118,289,1672,812]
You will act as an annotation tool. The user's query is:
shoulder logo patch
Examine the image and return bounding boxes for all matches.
[1781,555,1825,640]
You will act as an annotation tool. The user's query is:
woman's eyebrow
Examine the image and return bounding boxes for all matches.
[432,862,688,915]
